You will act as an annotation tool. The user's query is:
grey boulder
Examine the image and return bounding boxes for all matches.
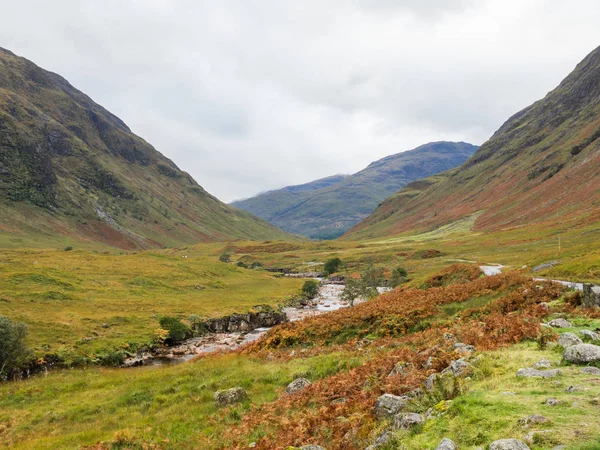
[286,377,312,395]
[435,438,457,450]
[392,412,424,430]
[375,393,410,420]
[563,344,600,364]
[442,358,474,377]
[489,438,531,450]
[213,387,248,406]
[581,366,600,375]
[533,358,552,369]
[580,329,600,341]
[300,446,327,450]
[548,318,572,328]
[557,332,583,348]
[516,368,560,378]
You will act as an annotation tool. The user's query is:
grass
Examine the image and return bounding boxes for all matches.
[384,342,600,449]
[0,245,302,358]
[0,351,361,449]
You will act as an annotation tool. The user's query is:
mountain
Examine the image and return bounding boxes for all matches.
[345,45,600,240]
[231,142,478,239]
[0,47,293,248]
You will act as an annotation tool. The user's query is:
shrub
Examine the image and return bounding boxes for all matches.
[187,314,207,336]
[0,316,32,380]
[323,257,342,275]
[301,280,320,299]
[64,246,73,251]
[389,266,409,287]
[341,277,376,306]
[236,261,248,268]
[219,252,232,263]
[98,350,126,367]
[250,261,264,269]
[158,316,191,344]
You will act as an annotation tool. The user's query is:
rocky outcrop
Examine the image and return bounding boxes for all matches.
[285,272,324,278]
[299,446,327,450]
[533,359,552,369]
[213,387,248,406]
[558,332,583,348]
[286,377,312,395]
[392,412,424,430]
[375,394,410,420]
[563,343,600,364]
[489,438,531,450]
[205,311,287,333]
[580,329,600,341]
[441,358,473,377]
[516,368,560,378]
[435,438,457,450]
[581,366,600,375]
[582,283,600,307]
[548,318,572,328]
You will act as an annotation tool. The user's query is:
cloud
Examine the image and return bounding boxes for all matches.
[1,0,600,201]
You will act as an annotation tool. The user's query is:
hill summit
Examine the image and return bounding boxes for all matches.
[231,142,477,239]
[0,47,291,248]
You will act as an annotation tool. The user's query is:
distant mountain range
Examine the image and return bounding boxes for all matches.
[0,47,293,248]
[231,142,478,239]
[345,45,600,240]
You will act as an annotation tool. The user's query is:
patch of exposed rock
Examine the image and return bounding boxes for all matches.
[213,387,248,406]
[516,368,560,378]
[286,377,312,395]
[563,343,600,364]
[375,394,410,420]
[548,318,572,328]
[558,332,583,348]
[489,438,531,450]
[435,438,457,450]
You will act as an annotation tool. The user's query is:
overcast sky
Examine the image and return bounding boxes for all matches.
[1,1,599,202]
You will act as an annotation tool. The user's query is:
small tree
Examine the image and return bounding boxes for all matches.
[323,257,342,276]
[158,316,191,344]
[362,264,385,289]
[219,252,232,263]
[341,277,376,306]
[301,280,320,299]
[0,316,32,380]
[389,266,409,287]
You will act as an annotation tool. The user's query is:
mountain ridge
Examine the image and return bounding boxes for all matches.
[231,141,478,239]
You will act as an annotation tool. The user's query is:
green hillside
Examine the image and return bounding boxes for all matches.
[232,142,477,239]
[0,47,292,249]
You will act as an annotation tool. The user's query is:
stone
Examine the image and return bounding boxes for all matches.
[454,342,476,355]
[388,362,410,377]
[580,366,600,375]
[516,368,560,378]
[532,261,559,272]
[557,332,583,348]
[489,438,531,450]
[435,438,457,450]
[579,330,600,341]
[545,398,561,406]
[286,377,312,395]
[548,318,572,328]
[424,373,439,391]
[300,446,327,450]
[563,344,600,364]
[392,412,424,430]
[213,387,248,406]
[375,394,410,420]
[442,358,474,377]
[518,415,548,427]
[364,431,393,450]
[533,359,552,369]
[564,385,578,392]
[524,430,553,445]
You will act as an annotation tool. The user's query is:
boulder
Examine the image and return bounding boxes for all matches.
[388,361,410,377]
[375,394,410,420]
[545,398,561,406]
[300,446,327,450]
[533,359,552,369]
[489,438,531,450]
[442,358,474,377]
[516,368,560,378]
[364,431,393,450]
[518,415,548,427]
[557,332,583,348]
[579,330,600,341]
[213,387,248,406]
[454,342,476,356]
[563,344,600,364]
[581,366,600,375]
[548,318,572,328]
[392,412,424,430]
[286,377,312,395]
[435,438,457,450]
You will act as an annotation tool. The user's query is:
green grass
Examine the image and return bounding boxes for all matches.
[0,351,361,449]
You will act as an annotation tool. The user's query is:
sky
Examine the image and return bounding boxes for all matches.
[1,1,600,202]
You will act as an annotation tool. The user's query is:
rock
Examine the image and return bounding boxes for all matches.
[388,362,410,377]
[558,332,583,348]
[564,385,578,392]
[299,446,327,450]
[548,318,572,328]
[365,431,393,450]
[489,438,531,450]
[516,368,560,378]
[563,344,600,364]
[533,359,553,369]
[524,430,553,445]
[545,398,561,406]
[435,438,457,450]
[454,342,476,355]
[518,415,548,427]
[580,366,600,375]
[286,377,312,395]
[442,358,474,377]
[532,261,559,272]
[213,387,248,406]
[392,412,424,430]
[375,394,410,420]
[424,373,439,391]
[579,330,600,341]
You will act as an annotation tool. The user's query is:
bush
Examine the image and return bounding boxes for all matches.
[98,350,126,367]
[187,314,207,336]
[236,261,248,268]
[323,257,342,275]
[64,246,73,251]
[301,280,320,299]
[219,252,232,263]
[0,316,32,380]
[341,277,376,306]
[158,316,191,344]
[250,261,264,269]
[389,266,408,287]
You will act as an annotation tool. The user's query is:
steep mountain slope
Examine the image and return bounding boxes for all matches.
[231,142,477,239]
[0,47,292,248]
[346,45,600,240]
